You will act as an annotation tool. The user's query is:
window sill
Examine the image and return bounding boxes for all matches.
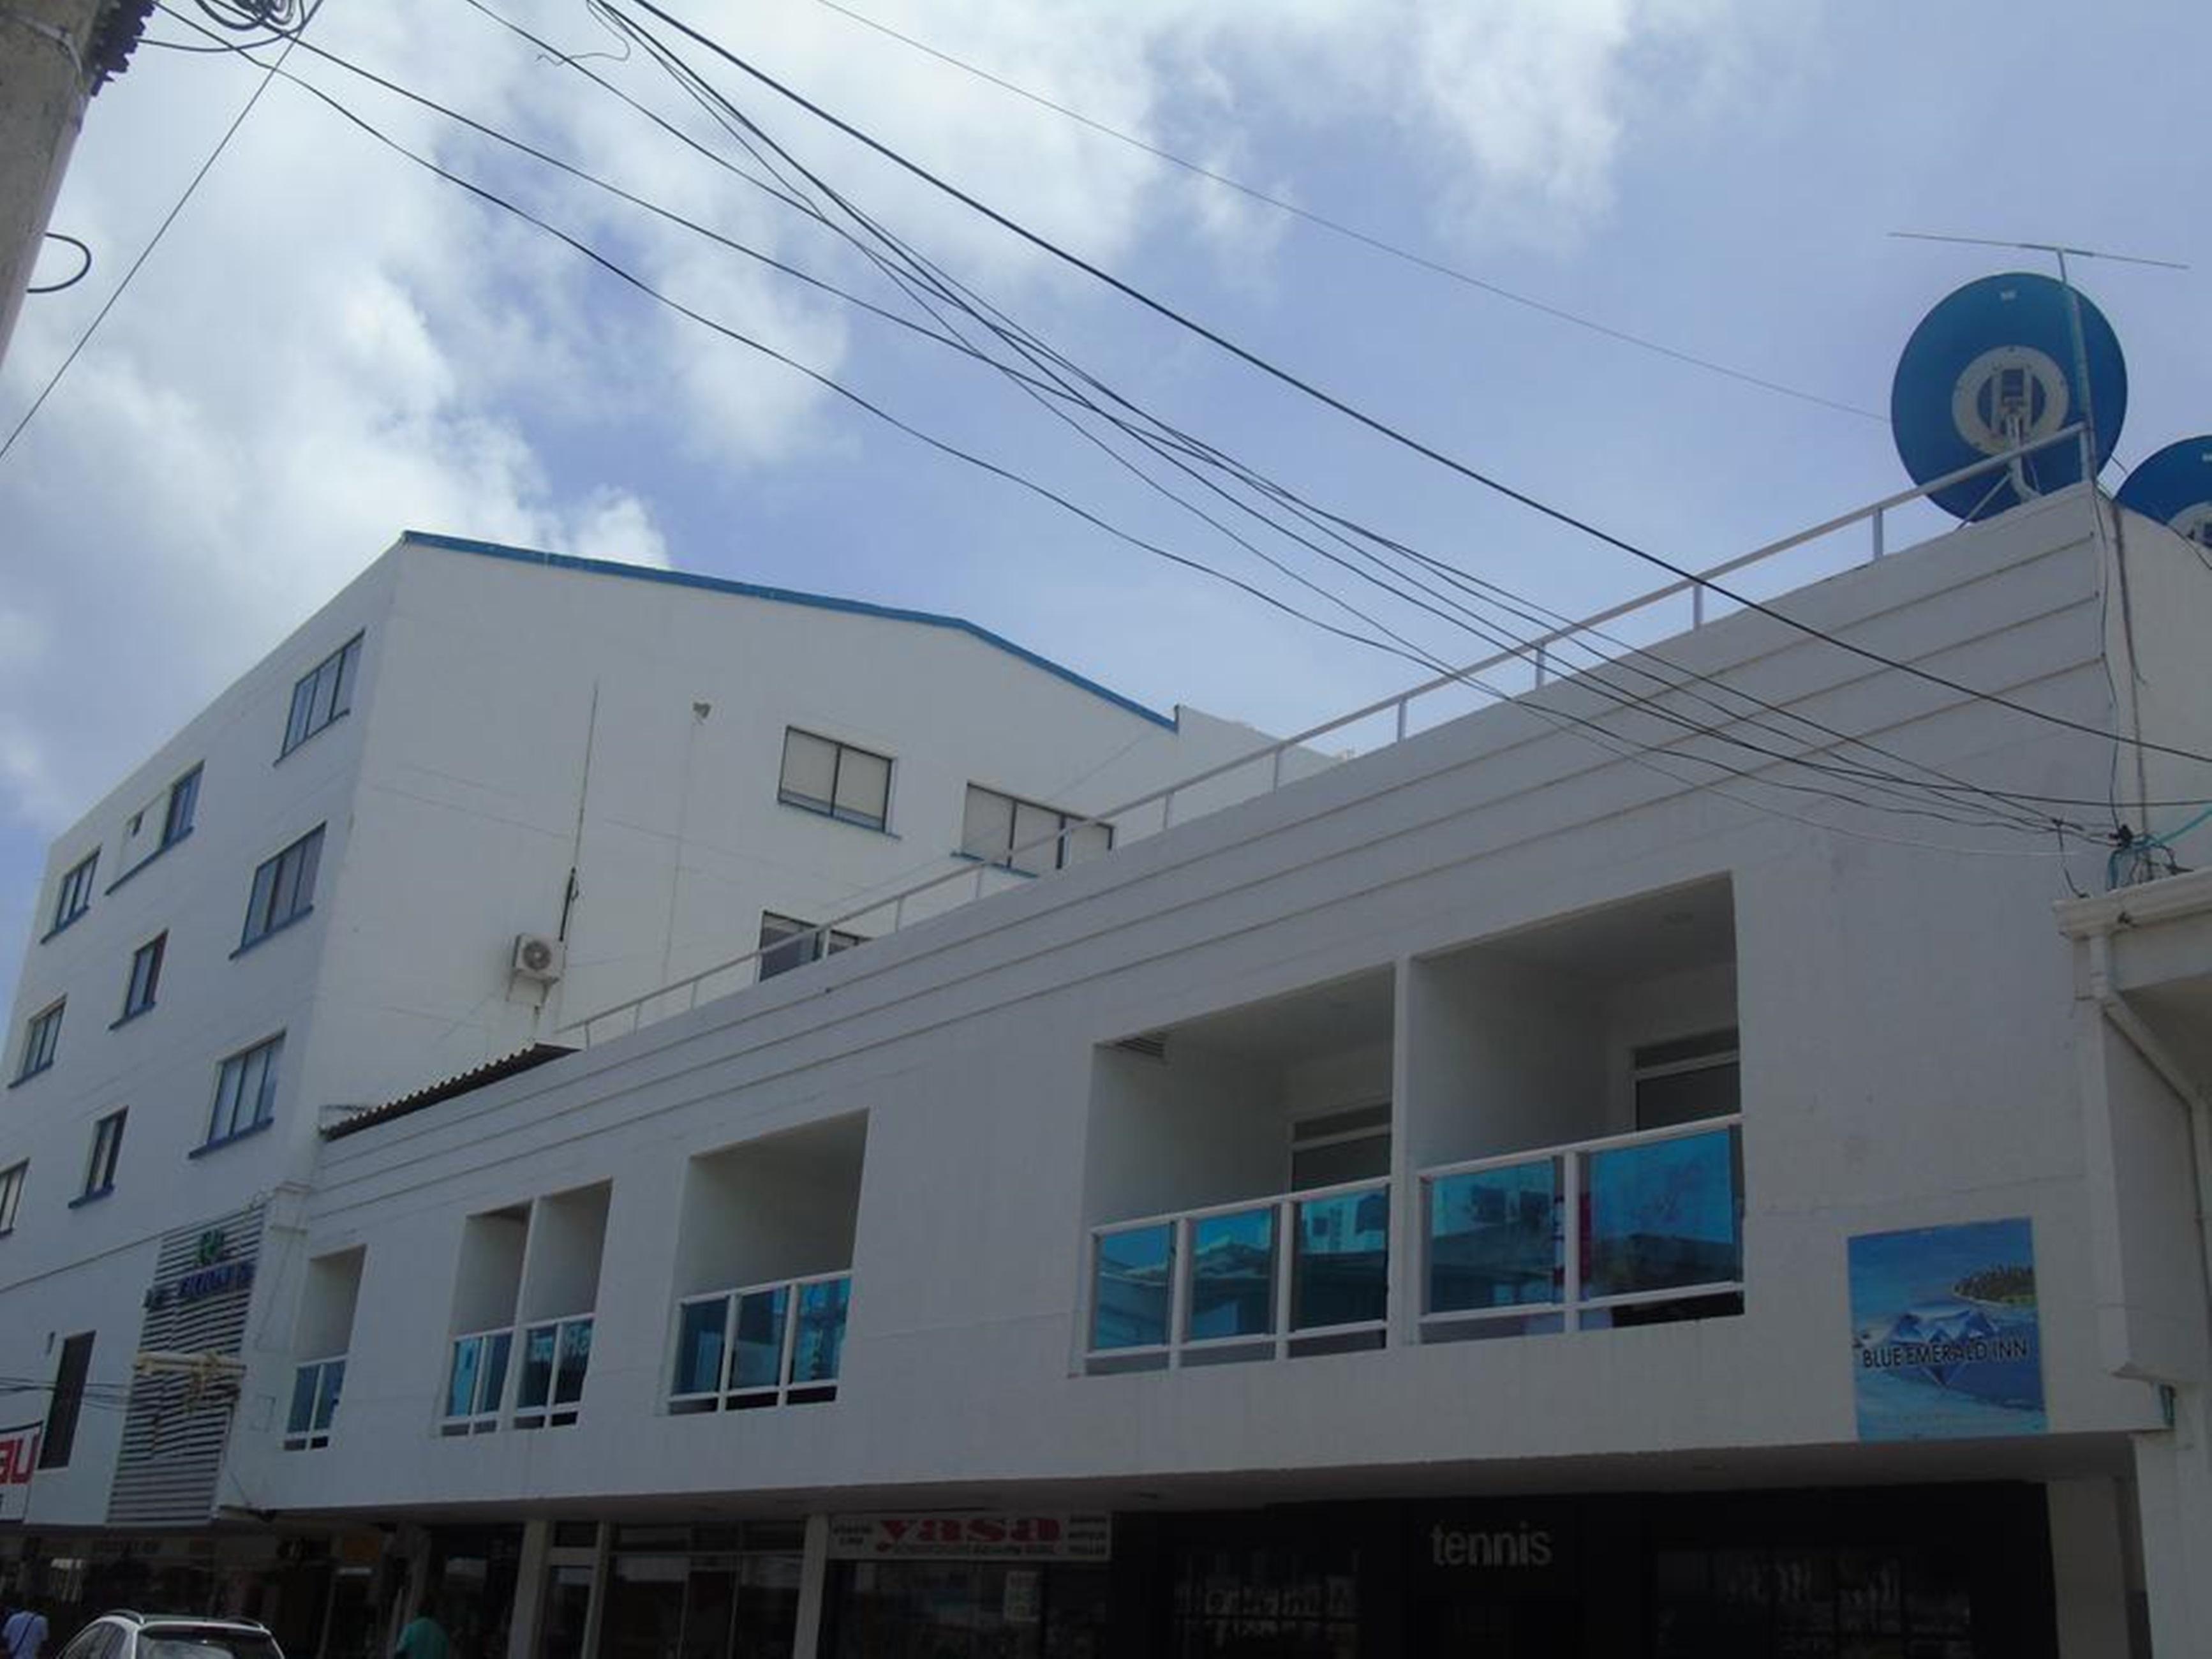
[105,827,193,895]
[275,708,350,764]
[950,849,1041,879]
[232,905,315,958]
[6,1063,54,1091]
[38,912,88,946]
[190,1117,276,1159]
[67,1186,114,1210]
[110,1005,156,1031]
[776,796,897,838]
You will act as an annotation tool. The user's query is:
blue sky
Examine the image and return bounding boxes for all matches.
[4,0,2209,1022]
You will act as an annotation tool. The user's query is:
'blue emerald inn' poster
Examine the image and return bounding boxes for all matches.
[1848,1217,2046,1441]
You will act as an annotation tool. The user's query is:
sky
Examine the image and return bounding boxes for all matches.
[3,0,2209,1021]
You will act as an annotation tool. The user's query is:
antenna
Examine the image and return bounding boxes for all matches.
[1888,271,2127,521]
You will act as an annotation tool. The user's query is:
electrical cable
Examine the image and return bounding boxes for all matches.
[803,0,1887,426]
[611,0,2212,782]
[0,31,299,466]
[27,234,91,294]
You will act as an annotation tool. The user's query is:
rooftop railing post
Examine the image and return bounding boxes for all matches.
[1271,747,1284,791]
[1395,699,1409,743]
[1871,506,1885,562]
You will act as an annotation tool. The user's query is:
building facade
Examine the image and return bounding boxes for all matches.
[152,486,2212,1655]
[0,532,1314,1635]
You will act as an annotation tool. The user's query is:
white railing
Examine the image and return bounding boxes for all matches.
[565,428,2093,1046]
[283,1353,345,1450]
[1420,1116,1744,1339]
[669,1271,851,1413]
[1085,1177,1390,1371]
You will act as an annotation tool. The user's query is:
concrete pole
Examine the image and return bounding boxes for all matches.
[0,0,107,368]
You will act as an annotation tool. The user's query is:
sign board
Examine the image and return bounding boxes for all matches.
[0,1422,40,1521]
[1849,1217,2045,1441]
[828,1512,1111,1562]
[1411,1501,1575,1595]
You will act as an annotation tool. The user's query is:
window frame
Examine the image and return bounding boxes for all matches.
[776,728,893,832]
[757,911,865,981]
[160,764,202,847]
[1631,1027,1742,1131]
[200,1033,284,1150]
[38,1331,93,1469]
[960,782,1113,877]
[0,1162,26,1234]
[1288,1101,1393,1191]
[118,932,167,1024]
[48,851,99,936]
[237,825,325,951]
[280,634,364,757]
[79,1109,126,1203]
[14,1001,64,1084]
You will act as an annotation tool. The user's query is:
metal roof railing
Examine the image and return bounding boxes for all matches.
[563,428,2093,1046]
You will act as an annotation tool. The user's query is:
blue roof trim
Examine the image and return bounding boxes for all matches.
[401,530,1178,730]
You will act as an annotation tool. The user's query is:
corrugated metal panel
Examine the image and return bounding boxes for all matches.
[106,1203,264,1528]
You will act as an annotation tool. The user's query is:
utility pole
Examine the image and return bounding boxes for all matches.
[0,0,150,368]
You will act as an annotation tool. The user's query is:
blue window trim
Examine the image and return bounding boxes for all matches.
[66,1186,114,1210]
[5,1061,53,1090]
[271,706,350,766]
[229,904,314,959]
[108,1007,155,1032]
[105,826,193,896]
[775,799,900,839]
[189,1115,276,1159]
[39,914,85,946]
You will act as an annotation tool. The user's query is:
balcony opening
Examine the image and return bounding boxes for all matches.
[512,1182,610,1429]
[285,1247,362,1450]
[1405,877,1743,1344]
[1082,968,1395,1374]
[445,1205,529,1435]
[667,1113,865,1415]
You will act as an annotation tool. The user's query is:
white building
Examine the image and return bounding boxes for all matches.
[0,530,1316,1619]
[9,465,2212,1656]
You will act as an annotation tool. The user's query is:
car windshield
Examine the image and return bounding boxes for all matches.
[144,1635,281,1659]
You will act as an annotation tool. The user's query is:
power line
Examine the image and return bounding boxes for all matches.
[804,0,1885,424]
[610,0,2212,784]
[0,32,299,466]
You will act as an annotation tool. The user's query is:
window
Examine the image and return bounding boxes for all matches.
[38,1332,92,1469]
[0,1163,25,1233]
[1289,1102,1392,1190]
[1633,1028,1741,1130]
[205,1034,283,1147]
[281,633,362,755]
[119,934,166,1022]
[15,1001,63,1083]
[50,851,98,934]
[960,784,1113,876]
[160,765,201,846]
[757,912,864,981]
[81,1110,125,1200]
[239,826,323,949]
[777,729,892,831]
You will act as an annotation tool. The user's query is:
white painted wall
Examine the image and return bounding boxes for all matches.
[219,493,2171,1551]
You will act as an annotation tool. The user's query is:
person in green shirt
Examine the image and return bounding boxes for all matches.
[394,1607,450,1659]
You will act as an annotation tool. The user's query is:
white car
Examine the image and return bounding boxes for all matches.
[56,1614,284,1659]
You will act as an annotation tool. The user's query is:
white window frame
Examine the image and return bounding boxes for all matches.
[15,1001,63,1082]
[205,1033,283,1147]
[281,634,362,757]
[776,729,893,831]
[1630,1028,1741,1131]
[82,1110,126,1200]
[757,912,865,981]
[960,783,1113,877]
[50,851,98,934]
[1288,1101,1392,1191]
[240,825,324,949]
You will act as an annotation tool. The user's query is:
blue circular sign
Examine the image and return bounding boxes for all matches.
[1890,272,2127,520]
[2114,436,2212,546]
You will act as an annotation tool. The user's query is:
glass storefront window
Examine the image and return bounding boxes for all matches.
[829,1561,1109,1659]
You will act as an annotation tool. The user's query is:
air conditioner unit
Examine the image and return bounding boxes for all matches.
[512,934,565,983]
